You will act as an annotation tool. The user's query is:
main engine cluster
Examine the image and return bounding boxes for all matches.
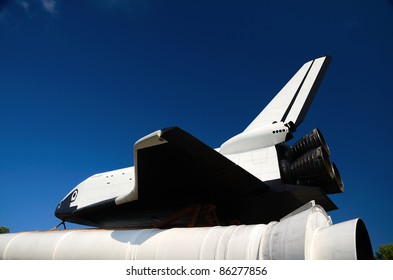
[278,129,344,194]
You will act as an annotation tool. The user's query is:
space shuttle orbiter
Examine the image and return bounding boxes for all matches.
[0,56,374,260]
[55,56,344,229]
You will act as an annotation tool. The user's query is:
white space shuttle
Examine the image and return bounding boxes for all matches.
[55,56,342,228]
[0,56,374,260]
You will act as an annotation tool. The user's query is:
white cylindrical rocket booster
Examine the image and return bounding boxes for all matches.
[0,201,373,260]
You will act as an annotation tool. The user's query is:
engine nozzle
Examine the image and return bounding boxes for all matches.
[279,129,344,194]
[289,128,330,159]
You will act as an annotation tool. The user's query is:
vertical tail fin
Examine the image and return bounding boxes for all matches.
[246,56,331,132]
[220,56,331,155]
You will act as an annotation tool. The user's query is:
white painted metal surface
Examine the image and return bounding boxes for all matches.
[244,56,328,131]
[60,167,135,210]
[219,121,290,154]
[0,201,369,260]
[223,146,281,181]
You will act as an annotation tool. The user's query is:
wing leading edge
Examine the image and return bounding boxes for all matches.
[133,127,270,206]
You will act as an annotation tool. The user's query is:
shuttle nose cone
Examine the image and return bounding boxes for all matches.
[54,200,72,219]
[54,190,78,220]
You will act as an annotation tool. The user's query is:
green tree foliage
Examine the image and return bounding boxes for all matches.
[375,244,393,260]
[0,226,10,234]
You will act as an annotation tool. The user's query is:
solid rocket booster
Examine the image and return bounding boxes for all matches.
[0,201,373,260]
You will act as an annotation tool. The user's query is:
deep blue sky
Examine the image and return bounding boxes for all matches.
[1,1,392,253]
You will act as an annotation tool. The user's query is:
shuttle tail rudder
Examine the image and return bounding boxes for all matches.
[219,56,331,155]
